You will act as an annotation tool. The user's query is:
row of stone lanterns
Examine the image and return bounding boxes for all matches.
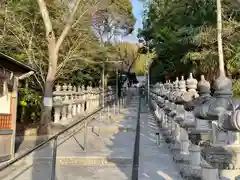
[149,73,240,179]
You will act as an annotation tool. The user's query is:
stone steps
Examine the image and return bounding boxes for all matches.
[1,129,135,180]
[1,101,138,180]
[14,110,127,155]
[0,160,132,180]
[20,156,133,166]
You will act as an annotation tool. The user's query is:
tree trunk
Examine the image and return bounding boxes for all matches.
[38,54,57,135]
[217,0,225,77]
[39,80,54,135]
[37,0,83,134]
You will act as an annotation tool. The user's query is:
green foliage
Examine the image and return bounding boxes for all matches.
[233,79,240,98]
[133,45,155,76]
[133,54,146,75]
[0,0,135,123]
[17,85,42,123]
[0,0,135,89]
[139,0,240,96]
[113,42,139,70]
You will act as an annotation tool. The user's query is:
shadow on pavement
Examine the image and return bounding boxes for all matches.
[0,90,182,180]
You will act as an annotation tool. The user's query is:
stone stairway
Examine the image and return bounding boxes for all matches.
[0,96,183,180]
[0,99,139,180]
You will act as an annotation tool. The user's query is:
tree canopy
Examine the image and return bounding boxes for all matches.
[0,0,136,91]
[0,0,137,126]
[139,0,240,96]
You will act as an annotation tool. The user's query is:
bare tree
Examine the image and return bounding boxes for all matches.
[0,0,135,134]
[37,0,98,134]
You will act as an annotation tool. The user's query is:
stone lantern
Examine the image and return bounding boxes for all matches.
[191,72,236,179]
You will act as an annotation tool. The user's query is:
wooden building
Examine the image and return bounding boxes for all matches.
[0,52,34,162]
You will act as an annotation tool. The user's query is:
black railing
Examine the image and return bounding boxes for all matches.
[0,93,119,180]
[131,94,142,180]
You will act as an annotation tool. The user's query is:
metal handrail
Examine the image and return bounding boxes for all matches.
[131,95,141,180]
[0,108,102,170]
[0,97,118,178]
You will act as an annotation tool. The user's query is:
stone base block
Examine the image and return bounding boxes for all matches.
[201,162,220,180]
[220,169,240,180]
[173,153,190,164]
[170,143,181,153]
[180,164,201,180]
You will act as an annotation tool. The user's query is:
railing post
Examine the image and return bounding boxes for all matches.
[84,117,88,152]
[107,88,110,123]
[0,107,105,176]
[156,132,160,146]
[102,63,105,109]
[51,136,58,180]
[100,87,103,121]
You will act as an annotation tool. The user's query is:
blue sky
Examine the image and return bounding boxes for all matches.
[122,0,144,43]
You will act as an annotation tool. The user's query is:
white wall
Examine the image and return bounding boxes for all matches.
[0,94,11,114]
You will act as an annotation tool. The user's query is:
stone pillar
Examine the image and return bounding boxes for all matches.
[82,85,86,114]
[86,86,90,113]
[88,86,92,112]
[67,84,73,119]
[93,88,96,109]
[61,84,68,124]
[72,86,77,117]
[179,130,190,155]
[53,84,62,123]
[96,88,99,108]
[77,86,81,115]
[90,86,93,112]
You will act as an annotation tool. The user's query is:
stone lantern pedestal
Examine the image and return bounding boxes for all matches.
[201,163,220,180]
[180,145,202,179]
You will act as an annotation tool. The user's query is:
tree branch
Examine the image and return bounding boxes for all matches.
[55,0,83,52]
[37,0,55,41]
[56,34,89,74]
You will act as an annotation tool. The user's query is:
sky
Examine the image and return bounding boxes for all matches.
[122,0,144,43]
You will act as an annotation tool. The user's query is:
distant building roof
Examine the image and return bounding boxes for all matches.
[0,52,34,74]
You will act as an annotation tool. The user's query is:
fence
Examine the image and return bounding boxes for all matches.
[0,86,128,180]
[52,84,116,125]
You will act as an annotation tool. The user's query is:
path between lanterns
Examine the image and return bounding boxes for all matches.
[0,96,181,180]
[138,102,182,180]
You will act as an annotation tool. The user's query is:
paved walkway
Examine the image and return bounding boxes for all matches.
[138,99,182,180]
[0,98,138,180]
[0,96,182,180]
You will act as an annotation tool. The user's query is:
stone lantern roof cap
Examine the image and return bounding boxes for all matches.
[198,75,210,94]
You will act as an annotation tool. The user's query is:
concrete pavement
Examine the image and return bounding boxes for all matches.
[0,96,182,180]
[0,99,138,180]
[138,100,182,180]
